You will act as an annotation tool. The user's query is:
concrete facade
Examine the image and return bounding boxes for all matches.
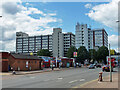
[75,23,108,50]
[16,28,75,57]
[75,23,91,50]
[63,33,75,57]
[52,28,64,57]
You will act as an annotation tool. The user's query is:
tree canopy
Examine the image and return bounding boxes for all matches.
[67,46,77,58]
[77,46,89,63]
[37,49,52,57]
[88,49,97,63]
[97,46,109,64]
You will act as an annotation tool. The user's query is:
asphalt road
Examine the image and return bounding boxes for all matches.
[2,67,118,88]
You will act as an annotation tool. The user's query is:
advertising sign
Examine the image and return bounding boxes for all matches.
[26,61,28,68]
[73,52,77,57]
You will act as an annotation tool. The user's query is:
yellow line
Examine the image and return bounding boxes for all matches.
[80,79,98,87]
[72,77,105,88]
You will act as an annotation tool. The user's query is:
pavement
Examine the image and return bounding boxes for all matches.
[1,67,74,75]
[73,73,118,88]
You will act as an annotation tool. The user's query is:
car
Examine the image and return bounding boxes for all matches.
[102,65,113,72]
[76,63,82,67]
[78,63,82,67]
[88,64,95,69]
[96,64,101,68]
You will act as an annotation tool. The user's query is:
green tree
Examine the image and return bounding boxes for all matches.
[88,49,97,63]
[97,46,109,64]
[77,46,89,63]
[67,46,77,58]
[37,49,52,57]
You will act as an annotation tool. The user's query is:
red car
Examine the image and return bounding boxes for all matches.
[102,65,113,72]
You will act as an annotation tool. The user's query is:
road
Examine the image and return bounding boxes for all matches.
[2,67,118,88]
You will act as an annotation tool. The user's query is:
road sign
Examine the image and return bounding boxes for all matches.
[30,52,33,55]
[73,52,77,57]
[110,50,115,55]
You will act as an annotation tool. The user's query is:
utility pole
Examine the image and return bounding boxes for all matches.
[109,44,112,82]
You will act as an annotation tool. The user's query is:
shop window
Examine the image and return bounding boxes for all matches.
[35,61,37,63]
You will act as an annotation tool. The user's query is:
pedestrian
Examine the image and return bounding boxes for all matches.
[12,67,16,75]
[59,63,61,69]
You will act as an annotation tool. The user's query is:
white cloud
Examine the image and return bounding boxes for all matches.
[85,4,92,9]
[86,0,119,32]
[48,13,57,16]
[108,35,120,52]
[0,0,62,52]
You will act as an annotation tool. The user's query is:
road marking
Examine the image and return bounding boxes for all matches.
[80,79,98,87]
[58,77,63,80]
[80,79,85,81]
[30,77,35,79]
[69,80,78,83]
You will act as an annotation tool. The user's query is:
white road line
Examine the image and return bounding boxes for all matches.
[30,77,35,79]
[58,77,63,80]
[80,79,85,81]
[69,80,78,83]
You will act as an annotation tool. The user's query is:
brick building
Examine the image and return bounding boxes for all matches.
[1,52,43,72]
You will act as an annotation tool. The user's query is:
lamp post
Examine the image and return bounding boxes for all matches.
[109,44,112,82]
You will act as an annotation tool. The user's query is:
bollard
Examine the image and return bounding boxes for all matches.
[98,72,103,81]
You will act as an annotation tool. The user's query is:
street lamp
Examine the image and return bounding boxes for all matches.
[116,20,120,23]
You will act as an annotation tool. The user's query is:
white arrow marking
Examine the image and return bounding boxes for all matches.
[69,80,78,83]
[80,79,85,81]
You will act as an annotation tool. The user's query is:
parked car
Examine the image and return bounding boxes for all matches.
[96,64,101,68]
[76,63,82,67]
[88,64,95,69]
[102,65,113,72]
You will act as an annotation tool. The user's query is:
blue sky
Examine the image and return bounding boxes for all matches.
[1,0,118,52]
[22,2,117,35]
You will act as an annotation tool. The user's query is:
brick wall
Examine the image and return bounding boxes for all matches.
[8,55,43,71]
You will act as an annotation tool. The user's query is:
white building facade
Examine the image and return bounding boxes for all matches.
[16,28,75,57]
[75,23,108,50]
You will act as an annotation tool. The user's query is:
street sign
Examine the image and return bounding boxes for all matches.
[110,50,115,55]
[30,52,33,55]
[73,52,77,57]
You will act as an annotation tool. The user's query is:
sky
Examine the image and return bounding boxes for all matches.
[0,0,119,52]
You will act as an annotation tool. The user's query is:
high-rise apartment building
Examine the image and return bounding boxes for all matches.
[90,29,108,49]
[63,32,75,57]
[16,28,75,57]
[16,33,52,54]
[75,23,108,50]
[52,28,64,57]
[75,23,91,50]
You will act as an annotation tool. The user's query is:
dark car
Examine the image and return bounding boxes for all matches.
[96,64,101,68]
[88,64,95,69]
[102,65,113,72]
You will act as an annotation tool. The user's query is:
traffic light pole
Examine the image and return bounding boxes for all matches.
[109,44,112,82]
